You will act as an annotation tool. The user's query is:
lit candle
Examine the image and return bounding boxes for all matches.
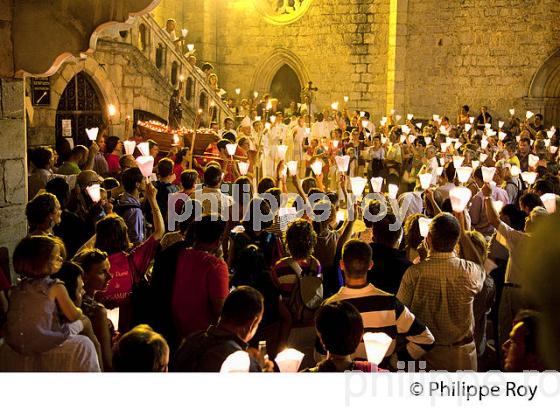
[187,44,195,52]
[253,91,259,99]
[388,184,398,199]
[540,193,557,213]
[456,166,473,184]
[238,161,250,176]
[418,217,432,238]
[137,142,150,157]
[123,140,136,156]
[343,96,349,103]
[86,127,99,141]
[108,104,117,118]
[419,173,432,190]
[136,155,154,177]
[370,177,383,193]
[449,186,472,212]
[521,171,537,185]
[287,161,298,176]
[350,177,367,197]
[220,351,250,373]
[226,143,237,157]
[277,145,288,160]
[85,184,101,203]
[481,166,496,183]
[509,108,515,116]
[235,88,241,95]
[363,332,393,365]
[310,160,323,176]
[276,348,304,373]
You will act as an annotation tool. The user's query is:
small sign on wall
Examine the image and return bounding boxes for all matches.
[62,119,72,137]
[31,78,51,106]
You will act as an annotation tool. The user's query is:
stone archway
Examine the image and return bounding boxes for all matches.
[525,48,560,127]
[251,48,309,101]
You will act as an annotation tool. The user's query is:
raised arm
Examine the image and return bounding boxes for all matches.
[482,183,501,229]
[455,211,484,266]
[145,181,165,241]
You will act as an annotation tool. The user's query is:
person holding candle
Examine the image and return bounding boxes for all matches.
[104,136,122,176]
[321,239,434,369]
[114,168,147,245]
[397,212,487,371]
[469,167,510,236]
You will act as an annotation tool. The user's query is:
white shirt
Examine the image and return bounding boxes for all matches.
[496,222,528,285]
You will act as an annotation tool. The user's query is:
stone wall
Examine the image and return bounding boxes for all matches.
[402,0,560,125]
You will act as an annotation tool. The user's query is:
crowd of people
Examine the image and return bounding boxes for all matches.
[0,101,558,373]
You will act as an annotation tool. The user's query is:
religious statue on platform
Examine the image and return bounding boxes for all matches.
[168,88,183,130]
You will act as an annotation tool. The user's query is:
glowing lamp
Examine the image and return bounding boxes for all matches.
[471,160,480,169]
[173,134,180,146]
[361,120,369,128]
[419,173,432,190]
[510,165,521,177]
[287,161,298,176]
[449,186,472,212]
[181,28,188,37]
[136,156,154,178]
[220,351,250,373]
[433,114,440,122]
[310,160,323,176]
[528,154,539,168]
[187,44,195,52]
[521,171,537,185]
[331,102,339,111]
[270,115,276,123]
[86,127,99,141]
[277,145,288,160]
[238,161,250,176]
[457,166,473,184]
[388,184,398,200]
[469,116,475,124]
[235,88,241,95]
[481,166,496,183]
[418,217,432,238]
[350,177,367,197]
[509,108,515,116]
[226,143,237,156]
[253,91,259,99]
[335,155,350,172]
[370,177,383,193]
[550,145,558,154]
[85,184,101,203]
[492,200,504,214]
[363,332,392,365]
[332,140,339,148]
[106,308,119,330]
[465,124,472,132]
[123,140,136,156]
[137,142,150,156]
[276,348,305,373]
[407,113,413,121]
[436,166,444,176]
[401,125,411,135]
[526,111,534,119]
[108,104,116,117]
[481,139,489,149]
[343,96,349,103]
[499,121,504,129]
[540,193,557,213]
[415,122,422,129]
[453,155,464,169]
[479,153,488,163]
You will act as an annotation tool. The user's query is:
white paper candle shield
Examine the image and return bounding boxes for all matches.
[332,140,339,148]
[350,177,367,197]
[401,125,411,135]
[498,132,507,141]
[361,120,369,128]
[336,209,345,223]
[492,200,504,214]
[511,165,521,177]
[390,108,396,115]
[479,153,488,163]
[449,187,472,212]
[123,140,136,156]
[287,161,298,176]
[439,157,445,167]
[440,143,448,152]
[136,156,154,177]
[187,44,195,52]
[485,123,492,130]
[331,102,339,111]
[547,130,555,139]
[455,141,462,150]
[407,113,414,120]
[277,145,288,160]
[550,145,558,154]
[335,155,350,172]
[481,166,496,183]
[400,135,407,144]
[439,125,448,135]
[360,111,366,117]
[436,166,444,176]
[457,166,473,184]
[253,91,259,99]
[526,111,534,119]
[509,108,515,116]
[425,136,432,145]
[220,351,250,373]
[276,348,305,373]
[108,104,116,117]
[181,28,188,37]
[415,122,422,129]
[344,96,349,103]
[433,114,440,122]
[256,116,262,121]
[528,154,539,168]
[481,139,489,149]
[516,135,521,143]
[173,134,180,146]
[363,332,392,365]
[106,307,119,330]
[370,177,383,193]
[540,193,557,213]
[521,171,537,185]
[465,124,472,132]
[419,173,432,190]
[270,115,276,123]
[86,127,99,141]
[418,217,432,238]
[544,139,550,147]
[311,160,323,176]
[85,184,101,203]
[388,184,398,200]
[471,160,480,169]
[469,116,475,124]
[265,123,271,130]
[138,142,150,156]
[453,155,465,169]
[226,143,237,156]
[499,121,504,129]
[235,88,241,95]
[238,161,250,176]
[408,135,417,144]
[395,115,402,122]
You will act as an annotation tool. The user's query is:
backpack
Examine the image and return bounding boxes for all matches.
[286,258,323,324]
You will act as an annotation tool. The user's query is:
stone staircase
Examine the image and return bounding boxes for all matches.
[99,13,234,127]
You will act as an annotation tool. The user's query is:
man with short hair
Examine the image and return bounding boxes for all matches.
[397,212,486,371]
[219,117,237,138]
[58,144,97,175]
[517,136,532,171]
[150,158,179,226]
[469,167,510,236]
[326,239,434,368]
[367,213,412,295]
[503,310,544,371]
[114,167,146,244]
[436,162,456,201]
[193,164,233,215]
[171,286,269,372]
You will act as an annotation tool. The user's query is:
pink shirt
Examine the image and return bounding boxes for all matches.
[105,153,121,175]
[172,249,229,338]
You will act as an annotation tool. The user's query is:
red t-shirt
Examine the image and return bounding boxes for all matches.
[173,163,184,186]
[105,153,121,175]
[96,236,160,308]
[171,249,229,338]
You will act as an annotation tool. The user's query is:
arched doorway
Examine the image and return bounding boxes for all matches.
[55,72,104,147]
[270,64,302,112]
[526,49,560,126]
